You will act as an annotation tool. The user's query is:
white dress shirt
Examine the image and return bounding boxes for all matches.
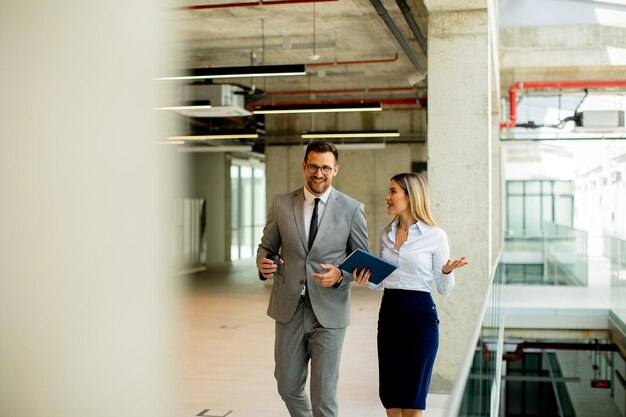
[369,219,455,295]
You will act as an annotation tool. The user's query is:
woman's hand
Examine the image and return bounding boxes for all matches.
[442,256,469,275]
[352,267,371,285]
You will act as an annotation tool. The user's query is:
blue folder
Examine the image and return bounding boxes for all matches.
[338,248,397,285]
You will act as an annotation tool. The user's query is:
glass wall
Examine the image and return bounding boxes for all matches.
[543,222,588,286]
[231,160,266,261]
[453,264,503,417]
[610,237,626,326]
[506,180,574,238]
[501,222,588,286]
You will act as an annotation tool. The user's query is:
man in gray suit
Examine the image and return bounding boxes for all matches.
[256,141,369,417]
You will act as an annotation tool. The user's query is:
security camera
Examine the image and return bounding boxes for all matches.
[407,71,427,86]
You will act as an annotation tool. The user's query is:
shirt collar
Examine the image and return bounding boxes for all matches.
[303,185,332,205]
[391,218,424,233]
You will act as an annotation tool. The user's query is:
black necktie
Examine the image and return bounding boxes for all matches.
[308,198,320,250]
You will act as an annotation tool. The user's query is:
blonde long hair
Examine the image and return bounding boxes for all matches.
[389,172,438,227]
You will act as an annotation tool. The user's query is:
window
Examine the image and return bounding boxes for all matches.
[506,180,574,237]
[231,160,266,261]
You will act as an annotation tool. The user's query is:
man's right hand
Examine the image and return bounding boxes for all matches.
[258,257,282,279]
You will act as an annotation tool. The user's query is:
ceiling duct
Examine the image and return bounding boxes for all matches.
[184,84,252,117]
[369,0,424,71]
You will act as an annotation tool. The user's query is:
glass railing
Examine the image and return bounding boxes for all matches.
[501,222,588,286]
[445,257,503,417]
[543,222,588,286]
[609,237,626,327]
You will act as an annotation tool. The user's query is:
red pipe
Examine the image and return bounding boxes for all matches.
[308,53,399,67]
[247,97,419,109]
[266,86,416,96]
[482,340,618,362]
[501,80,626,128]
[385,106,424,112]
[176,0,337,11]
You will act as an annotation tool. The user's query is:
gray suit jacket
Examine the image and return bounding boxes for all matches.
[257,187,369,329]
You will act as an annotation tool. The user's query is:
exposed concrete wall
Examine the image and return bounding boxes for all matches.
[265,110,427,142]
[427,8,493,392]
[264,144,414,256]
[498,0,626,94]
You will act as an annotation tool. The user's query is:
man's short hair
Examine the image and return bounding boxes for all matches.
[304,141,339,163]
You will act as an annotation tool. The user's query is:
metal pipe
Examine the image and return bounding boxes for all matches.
[500,80,626,128]
[265,86,417,96]
[395,0,427,56]
[368,0,423,71]
[176,0,337,11]
[248,97,419,108]
[307,53,399,67]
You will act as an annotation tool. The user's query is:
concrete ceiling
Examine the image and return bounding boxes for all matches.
[169,0,427,96]
[164,0,626,146]
[164,0,429,146]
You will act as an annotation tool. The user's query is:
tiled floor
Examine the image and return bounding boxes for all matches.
[173,259,447,417]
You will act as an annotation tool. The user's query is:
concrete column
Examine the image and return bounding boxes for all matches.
[426,6,493,392]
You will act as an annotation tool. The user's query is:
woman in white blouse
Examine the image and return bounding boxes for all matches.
[354,172,468,417]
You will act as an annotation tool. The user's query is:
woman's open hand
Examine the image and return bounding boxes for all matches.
[352,267,371,285]
[442,256,469,275]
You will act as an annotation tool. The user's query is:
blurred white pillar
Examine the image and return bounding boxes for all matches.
[0,2,177,417]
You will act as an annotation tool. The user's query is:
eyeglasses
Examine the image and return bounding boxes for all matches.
[306,164,334,175]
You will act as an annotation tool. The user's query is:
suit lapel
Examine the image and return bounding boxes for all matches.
[292,188,308,251]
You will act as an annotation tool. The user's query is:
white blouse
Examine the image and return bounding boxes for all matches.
[368,219,455,295]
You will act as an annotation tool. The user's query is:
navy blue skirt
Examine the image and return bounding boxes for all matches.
[377,289,439,410]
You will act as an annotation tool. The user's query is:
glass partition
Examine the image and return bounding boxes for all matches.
[447,262,503,417]
[542,222,588,286]
[501,222,588,286]
[610,237,626,326]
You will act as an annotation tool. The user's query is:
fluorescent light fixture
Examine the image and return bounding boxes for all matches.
[156,64,306,81]
[166,133,259,140]
[252,102,382,114]
[177,146,253,153]
[156,105,211,111]
[156,100,213,117]
[302,130,399,139]
[302,143,387,150]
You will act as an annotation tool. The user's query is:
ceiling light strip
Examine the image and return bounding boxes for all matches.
[177,146,254,153]
[156,64,306,81]
[167,134,259,140]
[156,105,212,111]
[252,102,382,114]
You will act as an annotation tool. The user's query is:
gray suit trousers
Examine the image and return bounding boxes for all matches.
[275,303,346,417]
